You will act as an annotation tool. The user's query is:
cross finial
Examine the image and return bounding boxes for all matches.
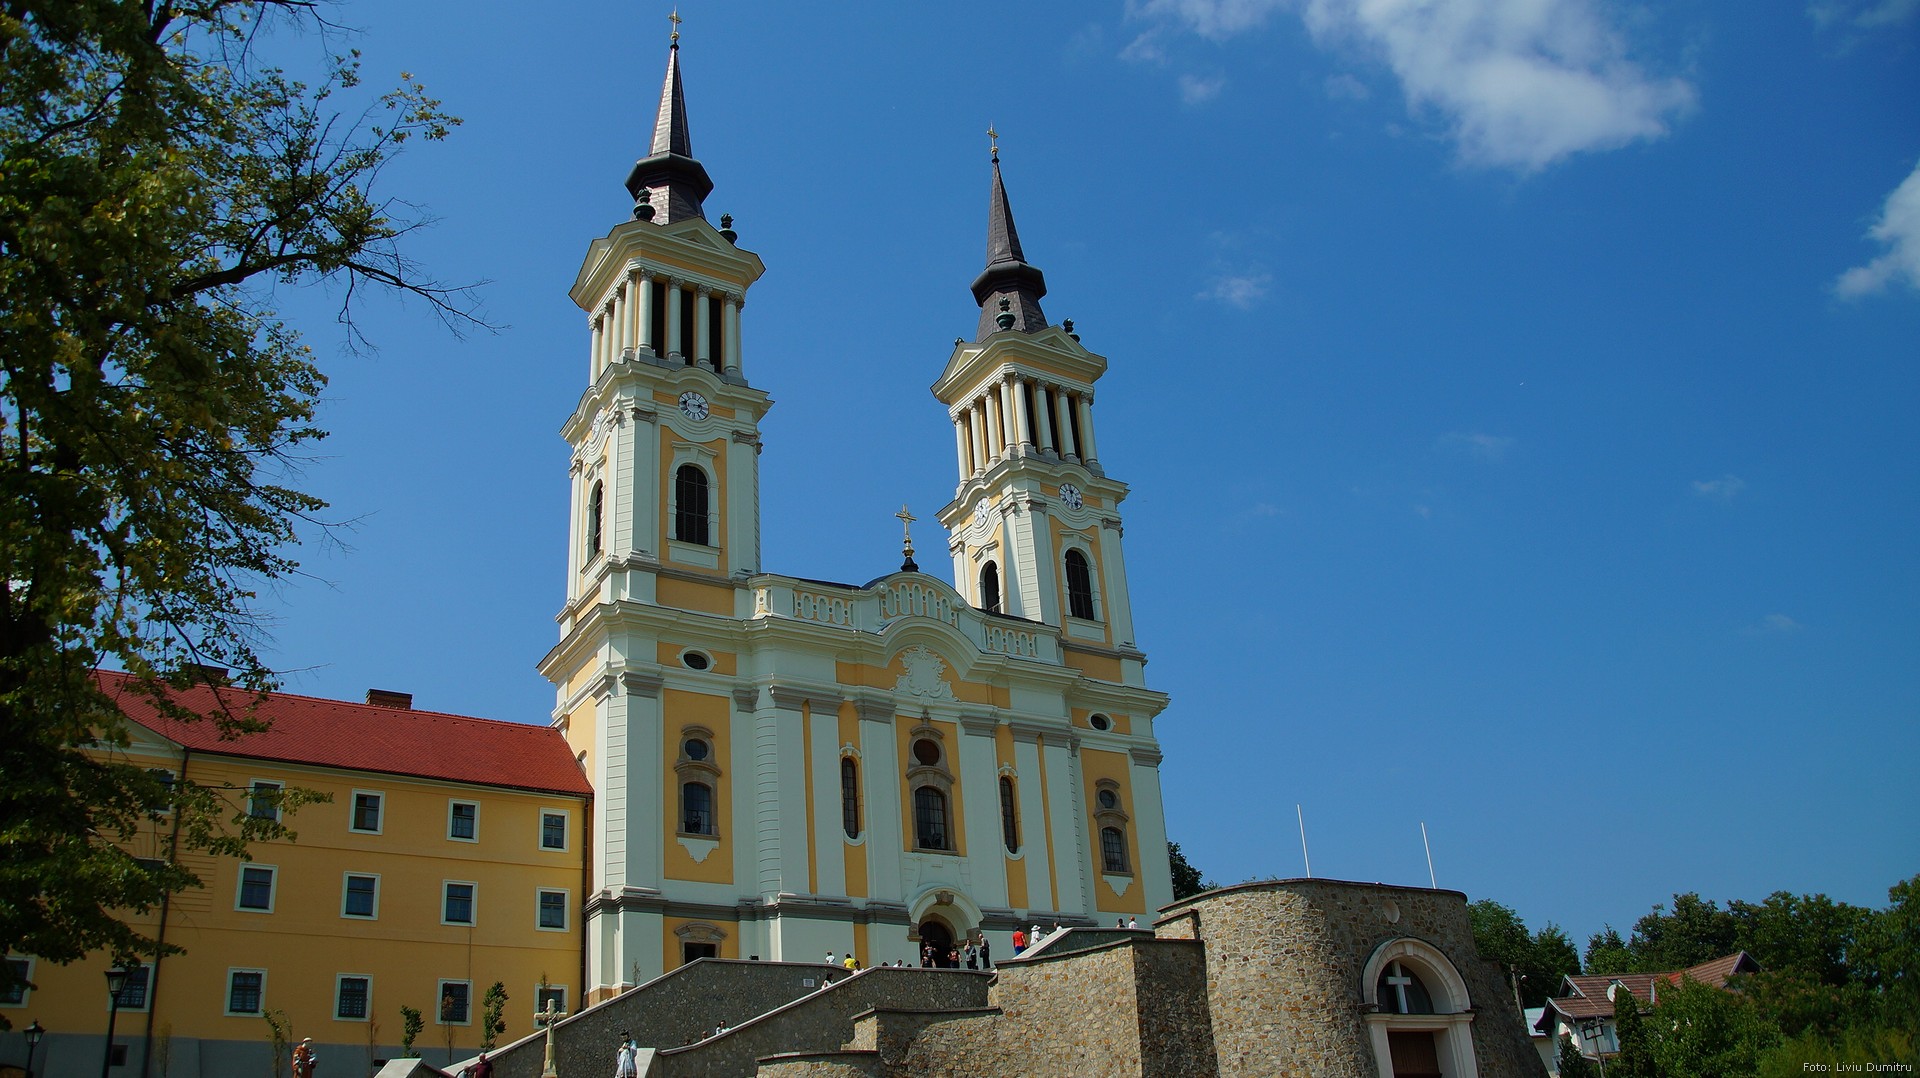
[896,505,919,572]
[988,124,999,162]
[669,7,682,43]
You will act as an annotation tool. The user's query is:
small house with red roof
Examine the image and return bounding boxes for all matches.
[1534,952,1762,1066]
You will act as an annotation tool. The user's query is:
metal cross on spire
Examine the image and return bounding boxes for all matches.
[896,505,919,573]
[988,124,999,162]
[669,7,682,43]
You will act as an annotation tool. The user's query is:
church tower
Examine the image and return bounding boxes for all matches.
[934,150,1142,664]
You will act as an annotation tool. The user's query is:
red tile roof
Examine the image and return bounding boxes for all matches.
[1540,953,1761,1026]
[96,670,591,797]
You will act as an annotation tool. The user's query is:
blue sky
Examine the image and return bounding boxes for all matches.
[254,1,1919,952]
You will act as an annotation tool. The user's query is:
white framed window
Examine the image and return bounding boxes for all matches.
[448,800,479,842]
[145,768,176,815]
[335,974,372,1021]
[226,968,267,1016]
[536,889,569,932]
[534,983,567,1016]
[349,790,384,834]
[2,956,34,1007]
[341,873,379,919]
[436,979,472,1025]
[247,779,282,821]
[236,864,278,913]
[442,881,476,926]
[539,809,570,852]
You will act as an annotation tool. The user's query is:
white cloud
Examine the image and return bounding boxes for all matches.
[1198,271,1272,307]
[1692,474,1746,501]
[1835,159,1920,298]
[1299,0,1697,171]
[1120,28,1169,63]
[1810,0,1920,29]
[1132,0,1695,172]
[1325,72,1372,101]
[1179,73,1227,103]
[1438,431,1513,461]
[1750,613,1804,634]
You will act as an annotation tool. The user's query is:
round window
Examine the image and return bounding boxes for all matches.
[1089,714,1111,731]
[1097,789,1118,810]
[682,651,711,671]
[912,739,941,766]
[685,738,710,761]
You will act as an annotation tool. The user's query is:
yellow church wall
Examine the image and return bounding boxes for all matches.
[832,655,998,707]
[654,641,737,675]
[852,923,869,968]
[648,389,736,421]
[660,689,733,886]
[17,751,585,1052]
[655,576,734,615]
[837,707,867,899]
[1078,748,1146,915]
[656,426,730,577]
[1071,707,1132,735]
[894,715,967,858]
[1060,647,1124,683]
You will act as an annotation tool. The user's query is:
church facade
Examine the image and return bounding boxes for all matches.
[539,39,1174,1001]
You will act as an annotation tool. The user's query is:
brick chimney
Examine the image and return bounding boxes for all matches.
[365,689,413,709]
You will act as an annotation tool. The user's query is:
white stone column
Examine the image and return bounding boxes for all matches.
[954,416,973,481]
[1012,379,1033,448]
[984,391,1003,463]
[694,287,712,371]
[566,462,585,590]
[1060,734,1093,915]
[637,272,656,355]
[590,315,606,381]
[1010,725,1053,917]
[855,697,903,904]
[1128,746,1173,914]
[996,380,1017,455]
[809,699,848,897]
[763,687,819,904]
[958,713,1009,909]
[615,672,665,893]
[612,284,629,360]
[1097,517,1137,648]
[1076,395,1098,465]
[1033,385,1056,455]
[969,406,988,476]
[1054,388,1078,460]
[727,430,760,570]
[723,294,743,377]
[664,278,683,361]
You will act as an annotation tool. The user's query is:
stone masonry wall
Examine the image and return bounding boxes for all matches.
[1158,881,1547,1078]
[483,960,849,1078]
[652,967,991,1078]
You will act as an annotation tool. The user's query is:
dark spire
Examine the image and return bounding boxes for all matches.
[625,37,713,224]
[970,148,1048,340]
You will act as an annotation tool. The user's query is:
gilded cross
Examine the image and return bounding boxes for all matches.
[896,505,917,566]
[669,7,682,42]
[987,124,999,160]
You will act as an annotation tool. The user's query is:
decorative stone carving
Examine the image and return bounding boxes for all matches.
[895,646,955,700]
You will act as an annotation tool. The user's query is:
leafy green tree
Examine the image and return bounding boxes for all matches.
[1467,899,1581,1008]
[1644,976,1780,1078]
[399,1005,424,1058]
[480,981,509,1052]
[1627,893,1739,972]
[1586,925,1634,976]
[0,0,471,1013]
[1168,841,1212,900]
[1610,984,1659,1078]
[1857,874,1919,1031]
[1556,1033,1596,1078]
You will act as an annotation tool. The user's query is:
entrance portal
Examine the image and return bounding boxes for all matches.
[919,919,954,966]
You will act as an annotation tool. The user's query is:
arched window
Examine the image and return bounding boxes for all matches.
[674,465,710,545]
[840,757,861,839]
[1064,549,1096,620]
[913,786,951,851]
[586,481,604,559]
[1100,826,1129,873]
[682,781,714,835]
[1377,961,1436,1015]
[999,777,1019,853]
[980,561,1001,614]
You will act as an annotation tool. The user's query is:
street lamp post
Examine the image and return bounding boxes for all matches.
[101,962,137,1078]
[23,1020,45,1078]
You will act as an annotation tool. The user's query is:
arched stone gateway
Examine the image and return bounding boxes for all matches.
[908,886,980,967]
[1360,936,1481,1078]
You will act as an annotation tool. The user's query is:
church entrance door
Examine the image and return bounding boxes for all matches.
[919,919,954,966]
[1386,1030,1443,1078]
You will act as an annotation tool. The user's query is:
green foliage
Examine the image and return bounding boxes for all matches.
[1466,898,1581,1008]
[399,1005,423,1058]
[1585,925,1634,976]
[1167,841,1212,900]
[1610,986,1659,1078]
[1644,976,1780,1078]
[264,1009,292,1078]
[1556,1033,1595,1078]
[1756,1025,1917,1077]
[0,0,472,1017]
[1628,892,1739,972]
[480,981,508,1052]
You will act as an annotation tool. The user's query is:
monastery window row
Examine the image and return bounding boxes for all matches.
[228,868,573,931]
[245,782,569,849]
[207,970,570,1025]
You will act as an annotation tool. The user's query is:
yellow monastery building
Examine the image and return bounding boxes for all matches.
[4,37,1174,1077]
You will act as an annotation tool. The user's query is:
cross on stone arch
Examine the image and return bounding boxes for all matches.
[1386,961,1414,1014]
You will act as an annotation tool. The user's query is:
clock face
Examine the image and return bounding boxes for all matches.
[678,391,710,421]
[973,499,990,527]
[1059,483,1084,511]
